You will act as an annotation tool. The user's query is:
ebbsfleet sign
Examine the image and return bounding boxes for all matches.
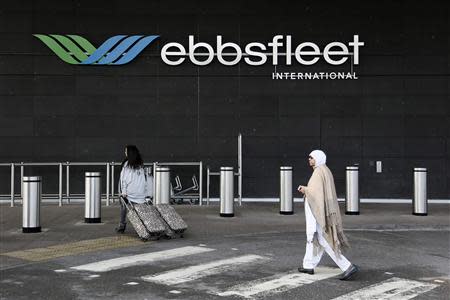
[34,34,364,79]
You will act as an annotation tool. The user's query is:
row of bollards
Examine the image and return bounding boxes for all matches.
[21,167,173,233]
[19,165,430,232]
[343,166,428,216]
[275,166,428,216]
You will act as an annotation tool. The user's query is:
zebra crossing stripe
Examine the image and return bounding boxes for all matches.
[141,254,269,285]
[331,277,439,300]
[71,246,214,272]
[217,267,341,298]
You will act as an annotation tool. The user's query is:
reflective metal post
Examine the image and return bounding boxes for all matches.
[345,166,360,215]
[106,162,110,206]
[155,166,170,205]
[111,163,115,203]
[280,166,293,215]
[10,163,15,207]
[22,176,41,233]
[220,167,234,217]
[66,162,70,204]
[238,133,242,206]
[85,172,101,223]
[199,161,203,206]
[413,168,427,216]
[58,163,63,206]
[206,167,210,205]
[20,162,24,204]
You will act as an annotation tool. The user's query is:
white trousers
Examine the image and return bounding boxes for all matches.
[302,200,351,271]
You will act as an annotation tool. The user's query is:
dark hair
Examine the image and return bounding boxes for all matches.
[122,145,144,170]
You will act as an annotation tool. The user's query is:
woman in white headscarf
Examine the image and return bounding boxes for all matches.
[297,150,358,280]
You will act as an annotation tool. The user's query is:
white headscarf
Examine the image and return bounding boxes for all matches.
[310,150,327,167]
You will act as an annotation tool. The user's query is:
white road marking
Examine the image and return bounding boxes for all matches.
[54,269,66,273]
[71,246,215,272]
[88,274,100,278]
[331,277,439,300]
[169,290,182,294]
[217,267,341,298]
[124,282,139,286]
[142,254,269,285]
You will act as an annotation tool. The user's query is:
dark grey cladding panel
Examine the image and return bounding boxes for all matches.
[403,96,448,116]
[0,117,33,137]
[33,56,76,76]
[0,55,33,75]
[404,138,446,157]
[0,76,34,96]
[362,137,404,157]
[31,137,75,159]
[403,55,449,75]
[279,137,321,158]
[361,78,404,96]
[75,116,196,138]
[404,78,448,96]
[200,116,239,137]
[158,77,198,96]
[0,137,34,157]
[0,0,448,197]
[244,177,280,198]
[0,33,33,53]
[199,77,239,97]
[0,96,34,117]
[320,137,362,157]
[360,158,405,176]
[35,117,76,137]
[361,96,404,116]
[34,76,76,96]
[243,137,280,157]
[360,176,406,198]
[321,96,362,116]
[321,117,362,137]
[200,97,239,116]
[198,137,236,157]
[279,117,320,137]
[244,158,281,178]
[404,117,447,137]
[278,96,321,117]
[362,117,404,137]
[32,14,77,33]
[237,117,279,137]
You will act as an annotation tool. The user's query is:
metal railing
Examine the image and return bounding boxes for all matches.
[206,133,242,205]
[1,161,203,207]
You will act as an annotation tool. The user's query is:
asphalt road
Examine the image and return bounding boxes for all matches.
[1,203,449,299]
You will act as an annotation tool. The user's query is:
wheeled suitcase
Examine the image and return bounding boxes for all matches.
[120,197,151,241]
[133,202,167,239]
[155,204,188,237]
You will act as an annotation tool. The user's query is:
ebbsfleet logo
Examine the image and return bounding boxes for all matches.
[33,34,159,65]
[34,34,364,80]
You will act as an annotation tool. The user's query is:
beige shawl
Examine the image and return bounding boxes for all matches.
[304,165,350,253]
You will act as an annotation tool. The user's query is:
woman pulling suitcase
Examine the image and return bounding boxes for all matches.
[116,145,152,233]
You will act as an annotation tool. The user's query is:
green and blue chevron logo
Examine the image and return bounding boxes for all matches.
[33,34,159,65]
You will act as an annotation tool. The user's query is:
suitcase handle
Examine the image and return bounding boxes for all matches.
[120,196,135,211]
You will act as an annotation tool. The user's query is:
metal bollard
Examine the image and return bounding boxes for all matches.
[220,167,234,217]
[413,168,427,216]
[22,176,41,233]
[345,166,360,215]
[85,172,101,223]
[279,166,293,215]
[155,166,170,205]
